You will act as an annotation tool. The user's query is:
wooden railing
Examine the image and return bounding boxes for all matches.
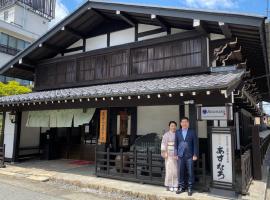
[95,147,208,191]
[0,144,5,168]
[241,149,252,194]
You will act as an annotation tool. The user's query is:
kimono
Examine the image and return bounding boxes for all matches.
[161,131,178,188]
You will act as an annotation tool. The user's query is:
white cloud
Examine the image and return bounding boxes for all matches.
[49,0,69,28]
[184,0,237,9]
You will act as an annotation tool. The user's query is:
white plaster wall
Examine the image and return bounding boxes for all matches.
[110,28,135,46]
[197,120,207,138]
[3,112,15,159]
[138,24,167,41]
[137,105,179,136]
[209,33,225,41]
[138,24,161,33]
[56,40,84,56]
[19,111,40,147]
[171,28,188,34]
[67,39,83,49]
[86,34,107,51]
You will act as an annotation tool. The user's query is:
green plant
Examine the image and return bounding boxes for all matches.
[0,81,32,97]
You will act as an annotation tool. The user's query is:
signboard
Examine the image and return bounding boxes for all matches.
[201,106,227,120]
[212,132,233,184]
[99,110,107,144]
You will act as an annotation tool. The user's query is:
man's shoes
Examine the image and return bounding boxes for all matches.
[188,188,193,196]
[176,187,185,194]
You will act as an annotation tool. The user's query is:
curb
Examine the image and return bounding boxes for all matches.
[49,176,220,200]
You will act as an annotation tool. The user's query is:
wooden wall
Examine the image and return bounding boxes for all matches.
[35,33,207,91]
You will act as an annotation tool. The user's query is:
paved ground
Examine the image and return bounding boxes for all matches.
[0,158,269,200]
[0,159,224,200]
[0,174,105,200]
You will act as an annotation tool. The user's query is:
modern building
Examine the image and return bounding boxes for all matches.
[0,0,55,85]
[0,0,269,197]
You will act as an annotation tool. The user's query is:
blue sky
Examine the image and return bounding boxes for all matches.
[50,0,269,26]
[63,0,268,15]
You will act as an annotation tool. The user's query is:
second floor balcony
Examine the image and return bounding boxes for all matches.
[35,32,208,91]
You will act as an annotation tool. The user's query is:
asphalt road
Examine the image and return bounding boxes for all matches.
[0,174,106,200]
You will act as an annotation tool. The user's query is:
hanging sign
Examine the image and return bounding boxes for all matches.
[99,110,107,144]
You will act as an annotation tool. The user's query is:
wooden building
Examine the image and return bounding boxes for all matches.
[0,0,269,196]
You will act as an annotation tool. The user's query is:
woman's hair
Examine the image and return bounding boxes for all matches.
[168,121,177,126]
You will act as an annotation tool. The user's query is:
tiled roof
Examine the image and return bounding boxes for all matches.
[0,70,244,105]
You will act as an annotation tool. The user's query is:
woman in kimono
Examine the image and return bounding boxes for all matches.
[161,121,178,192]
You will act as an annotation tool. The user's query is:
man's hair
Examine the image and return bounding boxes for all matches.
[181,117,189,122]
[168,121,177,126]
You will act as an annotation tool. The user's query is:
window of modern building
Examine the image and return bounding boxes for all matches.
[0,33,8,46]
[8,35,16,49]
[17,39,25,50]
[0,32,31,52]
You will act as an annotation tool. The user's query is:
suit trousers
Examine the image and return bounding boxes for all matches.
[178,156,194,189]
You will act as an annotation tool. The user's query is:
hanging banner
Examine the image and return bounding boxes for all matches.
[99,110,108,144]
[212,130,233,184]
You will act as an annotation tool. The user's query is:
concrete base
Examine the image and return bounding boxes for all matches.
[209,188,238,199]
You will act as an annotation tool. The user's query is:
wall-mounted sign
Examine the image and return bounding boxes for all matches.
[201,106,227,120]
[99,110,107,144]
[197,105,233,121]
[212,130,233,184]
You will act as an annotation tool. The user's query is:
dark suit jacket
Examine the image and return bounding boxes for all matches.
[174,128,198,158]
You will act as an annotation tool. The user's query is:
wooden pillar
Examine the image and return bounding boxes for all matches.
[12,112,22,162]
[0,112,6,146]
[252,125,262,180]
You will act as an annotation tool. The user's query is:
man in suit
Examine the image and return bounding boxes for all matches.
[174,117,198,196]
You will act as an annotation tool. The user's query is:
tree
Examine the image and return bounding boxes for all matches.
[0,81,32,97]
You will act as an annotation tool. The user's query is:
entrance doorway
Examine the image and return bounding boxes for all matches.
[40,110,99,161]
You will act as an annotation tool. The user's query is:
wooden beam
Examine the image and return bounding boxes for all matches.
[107,32,110,47]
[83,38,86,52]
[137,28,165,38]
[193,19,207,35]
[61,46,84,54]
[18,58,35,69]
[63,26,84,39]
[219,22,232,39]
[42,43,62,52]
[90,8,109,21]
[116,10,136,27]
[14,65,35,72]
[151,14,171,34]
